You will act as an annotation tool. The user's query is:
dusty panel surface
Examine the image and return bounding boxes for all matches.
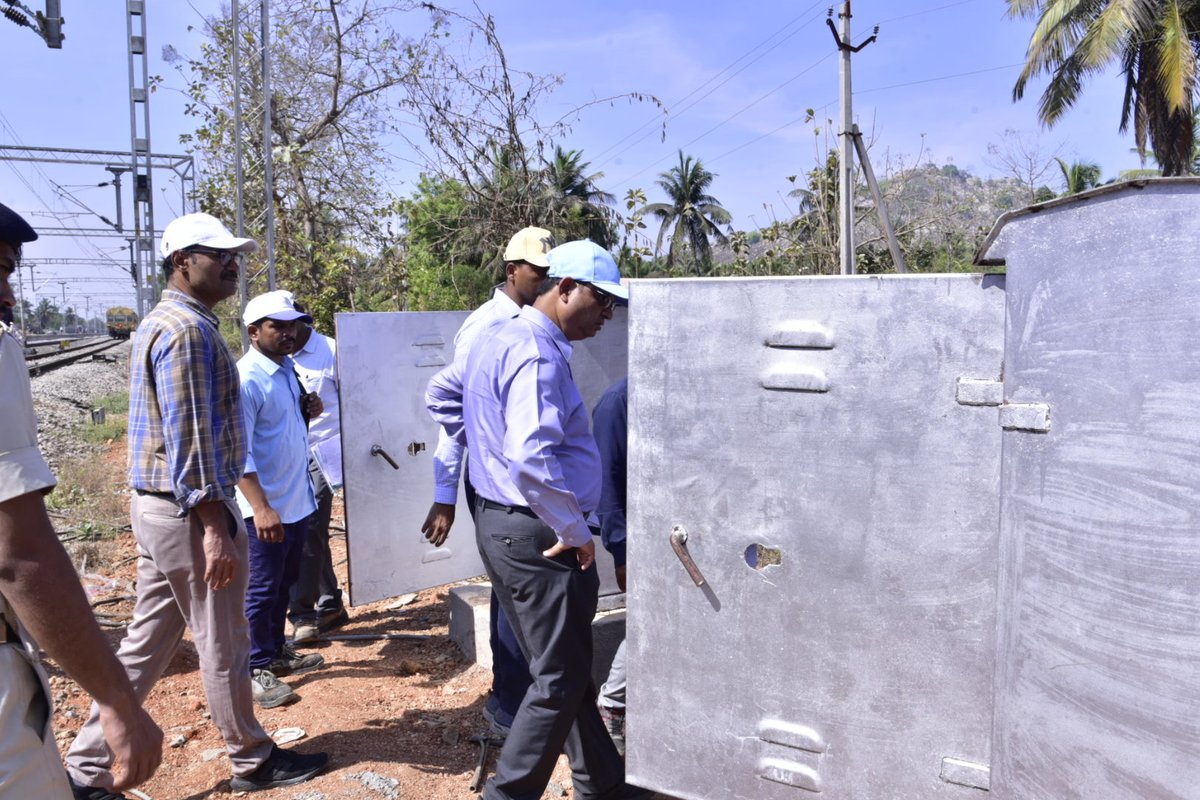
[991,183,1200,799]
[338,309,628,605]
[625,275,1005,800]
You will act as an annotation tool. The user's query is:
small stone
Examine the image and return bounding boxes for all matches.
[202,748,225,762]
[546,781,568,797]
[170,734,188,748]
[396,659,420,676]
[440,684,455,696]
[344,771,399,799]
[384,593,417,610]
[440,727,460,746]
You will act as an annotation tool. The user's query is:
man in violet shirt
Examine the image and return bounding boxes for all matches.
[427,240,651,800]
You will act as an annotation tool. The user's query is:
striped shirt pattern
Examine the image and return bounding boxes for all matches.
[127,289,246,507]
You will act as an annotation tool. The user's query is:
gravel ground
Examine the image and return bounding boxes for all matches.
[30,340,131,472]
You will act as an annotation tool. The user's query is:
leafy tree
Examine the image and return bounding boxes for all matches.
[641,150,732,273]
[543,147,616,248]
[1055,157,1103,195]
[1009,0,1200,176]
[34,297,57,332]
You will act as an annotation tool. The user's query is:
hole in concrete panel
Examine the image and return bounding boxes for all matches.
[745,544,782,571]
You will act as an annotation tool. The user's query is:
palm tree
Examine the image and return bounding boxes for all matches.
[641,150,732,273]
[1009,0,1200,176]
[1055,157,1103,195]
[544,146,616,248]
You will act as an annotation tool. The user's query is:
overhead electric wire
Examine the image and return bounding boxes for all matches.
[591,1,827,170]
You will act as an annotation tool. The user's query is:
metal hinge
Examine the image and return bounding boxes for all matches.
[956,377,1050,433]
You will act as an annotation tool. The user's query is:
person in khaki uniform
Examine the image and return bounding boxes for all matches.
[0,201,162,798]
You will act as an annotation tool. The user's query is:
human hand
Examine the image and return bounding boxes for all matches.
[202,526,238,590]
[252,505,284,543]
[421,502,455,547]
[304,393,324,418]
[543,538,595,571]
[615,564,626,593]
[98,701,163,791]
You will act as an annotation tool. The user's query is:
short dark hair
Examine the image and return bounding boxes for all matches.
[161,254,175,279]
[536,276,561,296]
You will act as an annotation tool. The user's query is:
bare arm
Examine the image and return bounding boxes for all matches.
[192,500,239,590]
[0,491,163,790]
[237,473,283,543]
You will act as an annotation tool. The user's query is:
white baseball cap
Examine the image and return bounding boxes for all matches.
[243,290,313,326]
[160,212,258,258]
[547,240,628,300]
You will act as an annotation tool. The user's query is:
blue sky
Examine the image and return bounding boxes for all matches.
[2,0,1137,315]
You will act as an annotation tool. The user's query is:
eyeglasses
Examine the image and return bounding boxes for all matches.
[578,282,618,311]
[185,246,242,267]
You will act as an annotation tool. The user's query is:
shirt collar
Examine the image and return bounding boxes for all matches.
[243,343,287,376]
[519,305,573,360]
[491,286,521,315]
[161,288,221,327]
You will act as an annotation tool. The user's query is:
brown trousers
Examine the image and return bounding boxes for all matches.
[64,493,273,787]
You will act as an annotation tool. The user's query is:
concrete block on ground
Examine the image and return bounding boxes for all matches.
[448,583,492,670]
[449,583,627,682]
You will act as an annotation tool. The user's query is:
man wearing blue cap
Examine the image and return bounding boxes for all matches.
[0,202,162,797]
[428,240,650,800]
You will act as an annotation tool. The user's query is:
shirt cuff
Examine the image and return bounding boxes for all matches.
[557,518,593,548]
[432,485,459,505]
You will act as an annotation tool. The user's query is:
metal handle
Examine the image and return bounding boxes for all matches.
[370,444,400,470]
[670,525,707,587]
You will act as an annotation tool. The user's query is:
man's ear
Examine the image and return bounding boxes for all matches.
[172,249,191,277]
[557,277,576,298]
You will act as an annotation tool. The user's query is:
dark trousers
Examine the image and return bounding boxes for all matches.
[288,458,343,624]
[245,515,308,669]
[465,474,534,721]
[474,499,625,800]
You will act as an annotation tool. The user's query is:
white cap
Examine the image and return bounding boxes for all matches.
[160,212,258,258]
[243,290,313,326]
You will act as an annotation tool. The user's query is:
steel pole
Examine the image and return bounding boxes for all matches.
[261,0,276,290]
[232,0,249,349]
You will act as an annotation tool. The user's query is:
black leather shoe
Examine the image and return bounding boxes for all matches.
[69,778,128,800]
[229,745,329,792]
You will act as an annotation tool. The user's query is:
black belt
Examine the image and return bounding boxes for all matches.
[479,498,538,519]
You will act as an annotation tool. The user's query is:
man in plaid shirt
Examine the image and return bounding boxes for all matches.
[63,213,328,799]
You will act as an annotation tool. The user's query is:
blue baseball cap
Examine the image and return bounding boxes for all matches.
[547,240,628,301]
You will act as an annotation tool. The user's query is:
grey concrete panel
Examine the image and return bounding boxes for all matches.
[991,182,1200,799]
[625,275,1006,800]
[337,309,628,606]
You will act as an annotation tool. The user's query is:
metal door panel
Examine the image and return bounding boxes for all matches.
[626,275,1006,800]
[338,310,628,606]
[991,185,1200,799]
[337,311,476,605]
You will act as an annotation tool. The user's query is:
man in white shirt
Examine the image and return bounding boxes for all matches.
[421,226,554,736]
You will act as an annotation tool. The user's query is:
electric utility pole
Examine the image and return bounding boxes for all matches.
[828,3,876,275]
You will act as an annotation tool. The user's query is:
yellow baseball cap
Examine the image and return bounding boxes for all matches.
[503,227,556,268]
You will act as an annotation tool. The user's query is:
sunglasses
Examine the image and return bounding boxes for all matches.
[185,246,242,267]
[578,281,619,311]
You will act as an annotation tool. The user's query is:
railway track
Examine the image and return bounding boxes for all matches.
[26,336,123,376]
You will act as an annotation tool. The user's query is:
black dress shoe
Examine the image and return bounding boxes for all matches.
[229,745,329,792]
[69,778,128,800]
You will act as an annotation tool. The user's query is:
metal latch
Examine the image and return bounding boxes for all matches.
[370,444,400,470]
[669,525,707,587]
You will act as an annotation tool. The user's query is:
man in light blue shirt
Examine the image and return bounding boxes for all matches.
[236,290,325,709]
[421,226,555,737]
[428,240,651,800]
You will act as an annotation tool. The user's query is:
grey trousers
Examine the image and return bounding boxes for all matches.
[474,500,626,800]
[599,638,626,711]
[64,493,273,788]
[288,457,343,624]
